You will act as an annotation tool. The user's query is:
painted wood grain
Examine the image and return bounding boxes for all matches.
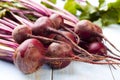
[52,62,120,80]
[0,61,52,80]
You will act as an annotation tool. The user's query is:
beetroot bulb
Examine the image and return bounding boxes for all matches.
[49,13,63,29]
[88,42,107,56]
[87,42,107,61]
[12,24,32,44]
[74,20,102,42]
[46,42,72,69]
[74,20,120,56]
[87,42,120,61]
[13,38,46,74]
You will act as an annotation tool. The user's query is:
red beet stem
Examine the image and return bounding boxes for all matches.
[0,19,15,29]
[47,27,93,58]
[41,0,79,23]
[106,47,120,58]
[0,48,14,62]
[19,0,51,16]
[0,39,19,49]
[11,13,34,27]
[0,34,14,42]
[27,34,63,44]
[96,32,120,53]
[10,9,42,17]
[3,17,19,26]
[43,55,120,65]
[62,25,80,44]
[0,23,13,32]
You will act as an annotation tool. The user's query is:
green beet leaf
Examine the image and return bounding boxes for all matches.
[64,0,78,15]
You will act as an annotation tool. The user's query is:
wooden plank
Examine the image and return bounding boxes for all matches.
[0,61,52,80]
[52,62,120,80]
[27,64,52,80]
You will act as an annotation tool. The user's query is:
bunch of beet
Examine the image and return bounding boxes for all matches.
[11,14,96,73]
[0,0,120,74]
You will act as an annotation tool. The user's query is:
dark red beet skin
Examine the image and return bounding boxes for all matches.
[46,42,72,69]
[12,25,32,44]
[88,42,107,56]
[49,13,63,29]
[47,60,70,69]
[74,20,102,42]
[32,16,54,37]
[13,38,45,74]
[74,20,94,40]
[79,41,88,50]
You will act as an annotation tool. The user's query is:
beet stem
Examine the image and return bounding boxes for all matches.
[62,25,80,44]
[0,19,15,29]
[20,3,48,16]
[0,34,14,42]
[0,23,13,32]
[47,27,94,58]
[49,9,77,23]
[0,39,18,49]
[105,55,120,61]
[0,48,14,62]
[28,0,52,15]
[64,19,76,28]
[0,34,12,38]
[43,56,120,65]
[11,12,34,27]
[97,33,120,53]
[3,17,19,26]
[10,9,42,17]
[106,47,120,58]
[41,0,79,23]
[20,0,51,16]
[27,34,63,44]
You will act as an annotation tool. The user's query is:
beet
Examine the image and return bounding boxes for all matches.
[12,25,32,44]
[32,17,54,36]
[46,42,72,69]
[49,13,63,29]
[88,42,107,56]
[74,20,102,42]
[74,20,120,53]
[13,38,45,74]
